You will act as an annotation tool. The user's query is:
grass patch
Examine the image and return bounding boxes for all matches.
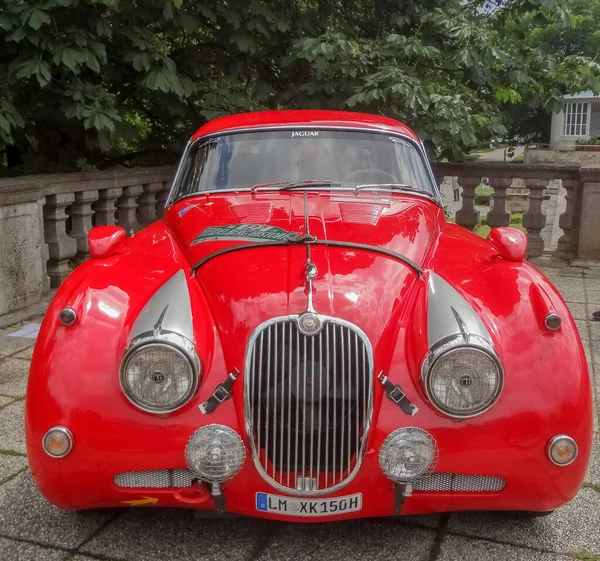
[574,548,600,561]
[512,154,524,163]
[0,449,27,457]
[473,214,526,239]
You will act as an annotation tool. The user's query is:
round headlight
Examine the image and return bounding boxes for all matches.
[186,425,246,482]
[120,335,199,413]
[424,345,503,418]
[379,427,437,482]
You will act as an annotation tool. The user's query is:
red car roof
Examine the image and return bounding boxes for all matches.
[191,110,419,141]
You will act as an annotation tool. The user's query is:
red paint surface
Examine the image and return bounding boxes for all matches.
[89,226,127,259]
[26,111,593,520]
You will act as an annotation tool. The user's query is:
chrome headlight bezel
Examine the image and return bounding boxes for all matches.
[119,331,201,414]
[421,334,504,419]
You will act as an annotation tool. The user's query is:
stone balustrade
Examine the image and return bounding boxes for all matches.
[0,166,174,326]
[1,162,600,326]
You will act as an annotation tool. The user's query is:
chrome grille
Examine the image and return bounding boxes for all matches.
[244,316,373,496]
[114,469,195,488]
[413,473,506,492]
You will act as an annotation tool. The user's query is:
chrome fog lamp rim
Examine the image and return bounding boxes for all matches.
[185,424,246,482]
[43,426,74,458]
[379,427,438,483]
[421,334,504,419]
[119,331,200,414]
[547,434,578,466]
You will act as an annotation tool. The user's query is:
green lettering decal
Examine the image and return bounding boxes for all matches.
[191,224,300,245]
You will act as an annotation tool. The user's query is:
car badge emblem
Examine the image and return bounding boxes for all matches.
[298,312,322,335]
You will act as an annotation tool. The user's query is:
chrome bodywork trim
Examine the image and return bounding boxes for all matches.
[427,273,491,348]
[59,307,77,326]
[119,331,201,414]
[244,314,374,497]
[42,426,74,458]
[545,313,562,331]
[129,270,194,342]
[420,334,504,419]
[423,273,504,419]
[165,125,441,207]
[547,434,578,466]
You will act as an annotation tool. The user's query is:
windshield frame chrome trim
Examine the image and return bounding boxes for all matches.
[165,125,441,207]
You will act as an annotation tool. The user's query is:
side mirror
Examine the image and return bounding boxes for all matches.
[89,226,126,259]
[488,227,527,262]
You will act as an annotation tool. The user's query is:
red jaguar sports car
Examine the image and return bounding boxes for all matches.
[26,110,592,521]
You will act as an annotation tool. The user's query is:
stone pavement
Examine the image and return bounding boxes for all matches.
[0,265,598,561]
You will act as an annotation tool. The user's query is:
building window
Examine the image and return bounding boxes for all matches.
[563,102,589,136]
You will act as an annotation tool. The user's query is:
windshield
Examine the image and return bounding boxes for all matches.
[174,129,436,199]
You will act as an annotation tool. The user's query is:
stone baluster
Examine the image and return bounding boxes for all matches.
[138,182,163,226]
[93,188,122,226]
[69,190,99,264]
[556,178,581,260]
[486,177,511,228]
[522,178,549,258]
[455,176,480,231]
[44,194,77,287]
[577,165,600,260]
[156,181,172,219]
[116,185,143,235]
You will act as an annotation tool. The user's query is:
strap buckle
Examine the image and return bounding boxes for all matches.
[213,384,231,403]
[377,372,419,416]
[388,385,406,404]
[199,368,239,414]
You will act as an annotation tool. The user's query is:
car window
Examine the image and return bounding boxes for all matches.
[175,129,435,198]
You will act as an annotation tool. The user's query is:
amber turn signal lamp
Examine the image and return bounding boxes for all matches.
[42,427,74,458]
[488,227,527,261]
[89,226,126,259]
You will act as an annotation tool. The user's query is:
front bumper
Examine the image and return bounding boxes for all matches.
[26,394,592,520]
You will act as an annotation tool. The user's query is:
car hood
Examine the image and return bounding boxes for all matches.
[164,191,443,372]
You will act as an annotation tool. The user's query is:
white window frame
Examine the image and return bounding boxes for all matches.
[563,102,590,137]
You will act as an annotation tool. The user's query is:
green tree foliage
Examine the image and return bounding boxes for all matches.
[498,0,600,144]
[0,0,598,173]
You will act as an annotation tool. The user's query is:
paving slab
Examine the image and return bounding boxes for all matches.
[0,453,28,483]
[0,357,29,397]
[0,330,35,358]
[438,534,573,561]
[551,277,585,292]
[14,347,34,360]
[586,290,600,306]
[256,522,436,561]
[566,302,588,321]
[0,537,67,561]
[0,394,15,407]
[0,400,26,454]
[587,434,600,487]
[539,267,584,279]
[447,487,600,554]
[0,472,118,550]
[82,509,272,561]
[558,284,587,304]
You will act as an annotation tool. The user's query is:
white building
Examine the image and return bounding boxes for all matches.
[550,91,600,148]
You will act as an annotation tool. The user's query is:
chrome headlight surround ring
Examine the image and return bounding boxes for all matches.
[421,334,504,419]
[119,330,201,414]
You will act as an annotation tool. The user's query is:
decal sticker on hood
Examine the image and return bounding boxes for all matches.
[191,224,300,245]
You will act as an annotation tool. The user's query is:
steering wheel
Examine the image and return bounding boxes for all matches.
[342,169,400,184]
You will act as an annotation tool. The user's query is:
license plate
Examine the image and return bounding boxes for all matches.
[256,492,362,516]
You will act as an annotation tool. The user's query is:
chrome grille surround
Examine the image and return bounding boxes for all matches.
[413,473,506,492]
[244,315,374,496]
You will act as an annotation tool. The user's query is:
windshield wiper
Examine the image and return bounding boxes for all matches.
[354,183,434,197]
[251,179,341,193]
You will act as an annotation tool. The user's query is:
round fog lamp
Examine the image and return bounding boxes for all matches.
[379,427,437,483]
[185,425,246,482]
[42,427,73,458]
[547,435,578,466]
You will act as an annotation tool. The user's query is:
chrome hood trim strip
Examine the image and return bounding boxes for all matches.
[426,272,492,348]
[129,270,193,342]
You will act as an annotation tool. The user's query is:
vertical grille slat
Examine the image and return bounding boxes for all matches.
[246,315,373,496]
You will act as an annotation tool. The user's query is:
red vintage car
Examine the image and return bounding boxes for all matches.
[26,110,593,520]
